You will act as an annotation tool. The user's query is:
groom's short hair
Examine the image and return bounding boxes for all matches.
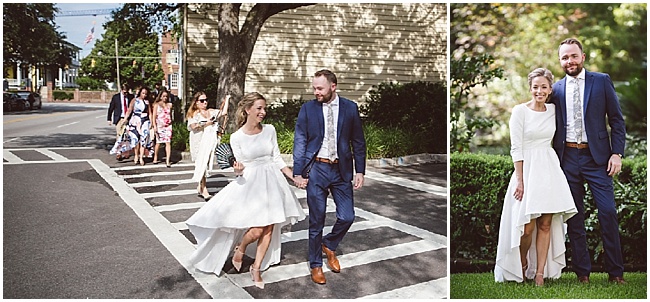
[559,38,583,53]
[315,69,337,85]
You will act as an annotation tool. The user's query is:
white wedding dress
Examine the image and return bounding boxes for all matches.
[494,103,578,282]
[186,124,306,275]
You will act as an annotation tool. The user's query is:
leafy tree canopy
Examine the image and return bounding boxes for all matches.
[3,3,74,68]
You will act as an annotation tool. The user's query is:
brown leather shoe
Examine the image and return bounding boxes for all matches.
[322,244,341,273]
[311,267,326,284]
[578,276,590,284]
[608,276,626,284]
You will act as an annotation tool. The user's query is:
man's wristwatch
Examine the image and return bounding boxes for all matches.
[614,153,623,158]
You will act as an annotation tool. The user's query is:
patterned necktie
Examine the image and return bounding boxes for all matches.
[572,78,583,143]
[326,103,336,161]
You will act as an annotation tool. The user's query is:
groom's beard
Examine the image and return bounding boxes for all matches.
[317,90,334,103]
[564,62,584,77]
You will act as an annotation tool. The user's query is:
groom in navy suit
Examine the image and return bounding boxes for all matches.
[293,69,366,284]
[551,38,626,284]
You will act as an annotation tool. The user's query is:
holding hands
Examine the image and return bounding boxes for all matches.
[293,175,308,189]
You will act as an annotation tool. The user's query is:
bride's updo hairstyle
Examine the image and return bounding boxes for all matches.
[235,92,267,129]
[527,68,554,102]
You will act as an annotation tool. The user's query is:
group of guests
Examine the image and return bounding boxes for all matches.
[107,84,174,167]
[106,70,367,289]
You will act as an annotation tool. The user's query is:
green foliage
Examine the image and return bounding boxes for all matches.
[79,6,164,89]
[4,4,74,68]
[450,153,513,259]
[617,78,647,137]
[360,81,447,154]
[171,120,189,151]
[265,98,306,127]
[451,153,647,267]
[450,272,647,299]
[451,3,647,150]
[187,66,219,109]
[450,54,504,153]
[75,76,107,90]
[52,91,73,101]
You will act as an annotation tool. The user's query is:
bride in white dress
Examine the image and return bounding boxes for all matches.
[494,68,577,286]
[185,92,306,289]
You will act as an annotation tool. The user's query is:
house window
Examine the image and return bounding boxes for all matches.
[166,49,179,65]
[169,73,179,89]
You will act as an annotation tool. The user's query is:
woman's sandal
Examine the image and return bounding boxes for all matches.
[535,273,544,287]
[250,267,265,289]
[522,263,528,282]
[232,246,244,272]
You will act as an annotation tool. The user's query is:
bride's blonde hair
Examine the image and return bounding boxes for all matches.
[235,92,266,129]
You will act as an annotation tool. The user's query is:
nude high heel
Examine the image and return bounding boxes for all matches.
[231,246,243,272]
[535,273,544,287]
[250,267,265,289]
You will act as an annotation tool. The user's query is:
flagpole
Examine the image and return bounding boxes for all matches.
[115,39,120,91]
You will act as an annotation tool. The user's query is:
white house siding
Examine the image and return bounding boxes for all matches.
[185,3,447,103]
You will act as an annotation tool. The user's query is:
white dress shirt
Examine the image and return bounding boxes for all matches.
[317,94,339,160]
[566,68,587,143]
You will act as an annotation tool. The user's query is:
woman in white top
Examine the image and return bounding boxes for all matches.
[494,68,577,286]
[185,92,305,289]
[186,92,229,200]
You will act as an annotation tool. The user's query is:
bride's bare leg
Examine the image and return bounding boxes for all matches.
[535,214,553,286]
[520,219,536,280]
[251,225,274,283]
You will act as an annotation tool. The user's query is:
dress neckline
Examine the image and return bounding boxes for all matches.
[241,124,264,136]
[525,102,547,112]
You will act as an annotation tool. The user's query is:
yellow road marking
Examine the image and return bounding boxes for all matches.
[3,111,79,124]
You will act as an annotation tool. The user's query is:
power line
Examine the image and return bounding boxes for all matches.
[57,9,114,17]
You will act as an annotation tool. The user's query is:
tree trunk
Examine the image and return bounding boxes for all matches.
[215,3,313,132]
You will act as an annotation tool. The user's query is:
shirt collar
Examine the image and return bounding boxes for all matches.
[569,68,586,82]
[326,93,339,107]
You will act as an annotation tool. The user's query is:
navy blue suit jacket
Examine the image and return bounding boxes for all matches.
[107,92,134,125]
[551,70,626,166]
[293,97,366,182]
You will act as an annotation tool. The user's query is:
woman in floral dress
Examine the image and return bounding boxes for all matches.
[152,90,173,167]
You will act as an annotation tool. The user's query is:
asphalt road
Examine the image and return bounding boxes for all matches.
[3,102,448,299]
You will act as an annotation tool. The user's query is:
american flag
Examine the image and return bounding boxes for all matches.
[84,26,95,45]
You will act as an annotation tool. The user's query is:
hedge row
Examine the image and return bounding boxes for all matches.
[450,152,647,267]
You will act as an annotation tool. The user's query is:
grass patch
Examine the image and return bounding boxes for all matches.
[450,272,647,299]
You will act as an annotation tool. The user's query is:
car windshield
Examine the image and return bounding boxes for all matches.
[16,92,30,98]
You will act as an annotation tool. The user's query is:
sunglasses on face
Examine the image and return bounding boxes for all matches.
[198,99,207,103]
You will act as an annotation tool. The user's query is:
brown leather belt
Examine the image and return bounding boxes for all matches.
[315,157,338,164]
[566,142,589,149]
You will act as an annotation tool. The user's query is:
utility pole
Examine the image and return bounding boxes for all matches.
[115,39,120,91]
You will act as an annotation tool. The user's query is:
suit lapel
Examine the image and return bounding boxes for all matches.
[583,71,594,115]
[558,77,567,125]
[337,99,345,139]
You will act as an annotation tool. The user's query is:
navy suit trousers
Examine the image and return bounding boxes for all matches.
[306,161,355,269]
[561,147,624,277]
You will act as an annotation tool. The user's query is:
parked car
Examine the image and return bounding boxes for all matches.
[3,92,28,111]
[14,91,42,109]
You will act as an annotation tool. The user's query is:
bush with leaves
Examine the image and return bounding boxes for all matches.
[450,152,647,267]
[52,91,74,101]
[188,66,219,109]
[75,76,107,90]
[360,80,446,154]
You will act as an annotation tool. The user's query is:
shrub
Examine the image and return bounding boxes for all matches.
[171,121,189,151]
[450,153,647,267]
[76,76,106,90]
[188,66,219,109]
[53,90,74,101]
[265,98,306,127]
[361,80,447,154]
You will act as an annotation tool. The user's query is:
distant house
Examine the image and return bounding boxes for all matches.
[56,42,82,89]
[3,41,81,93]
[181,3,447,103]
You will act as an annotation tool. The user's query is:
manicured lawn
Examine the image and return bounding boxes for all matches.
[450,272,647,299]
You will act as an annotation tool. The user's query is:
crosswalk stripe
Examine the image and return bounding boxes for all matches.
[155,201,208,213]
[35,148,69,161]
[141,189,199,199]
[365,170,447,197]
[227,239,444,288]
[131,176,234,188]
[3,150,23,163]
[359,277,448,299]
